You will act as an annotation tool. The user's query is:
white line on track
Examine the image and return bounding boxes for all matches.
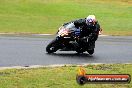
[0,63,131,70]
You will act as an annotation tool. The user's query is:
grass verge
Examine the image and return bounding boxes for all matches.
[0,64,132,88]
[0,0,132,35]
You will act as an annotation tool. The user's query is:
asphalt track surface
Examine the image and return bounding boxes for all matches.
[0,35,132,67]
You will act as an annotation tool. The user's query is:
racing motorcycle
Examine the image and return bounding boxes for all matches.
[46,23,95,55]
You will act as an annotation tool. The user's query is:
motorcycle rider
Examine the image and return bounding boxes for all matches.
[63,15,101,48]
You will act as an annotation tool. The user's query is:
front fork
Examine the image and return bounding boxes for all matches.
[55,36,69,49]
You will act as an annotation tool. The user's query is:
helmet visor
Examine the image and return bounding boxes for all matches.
[86,19,93,25]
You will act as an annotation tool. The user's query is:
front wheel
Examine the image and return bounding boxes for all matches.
[87,49,94,55]
[46,39,58,53]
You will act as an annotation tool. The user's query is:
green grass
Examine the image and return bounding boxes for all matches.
[0,0,132,35]
[0,64,132,88]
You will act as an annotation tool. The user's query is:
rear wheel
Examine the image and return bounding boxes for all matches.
[76,48,84,54]
[46,39,58,53]
[87,49,94,55]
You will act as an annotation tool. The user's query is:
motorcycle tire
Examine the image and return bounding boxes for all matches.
[76,48,84,54]
[46,39,58,53]
[87,49,94,55]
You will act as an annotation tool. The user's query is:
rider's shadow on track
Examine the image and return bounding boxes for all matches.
[46,52,94,58]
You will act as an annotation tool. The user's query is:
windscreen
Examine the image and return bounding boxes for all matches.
[64,23,76,31]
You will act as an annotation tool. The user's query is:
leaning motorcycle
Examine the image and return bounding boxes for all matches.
[46,23,95,55]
